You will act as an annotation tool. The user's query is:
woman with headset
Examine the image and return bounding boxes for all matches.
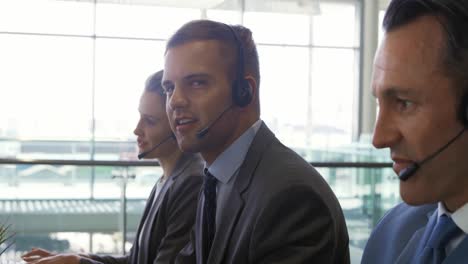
[22,70,203,264]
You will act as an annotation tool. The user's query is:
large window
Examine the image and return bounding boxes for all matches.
[0,34,94,142]
[1,0,362,158]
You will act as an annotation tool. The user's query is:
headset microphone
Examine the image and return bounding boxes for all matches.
[398,127,466,181]
[398,163,419,181]
[196,105,234,139]
[137,133,175,160]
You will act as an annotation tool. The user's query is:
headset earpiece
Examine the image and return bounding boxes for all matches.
[226,25,253,108]
[232,79,252,107]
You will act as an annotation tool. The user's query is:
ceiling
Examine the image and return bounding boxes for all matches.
[59,0,364,14]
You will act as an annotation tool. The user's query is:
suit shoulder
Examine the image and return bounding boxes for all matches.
[361,203,437,264]
[172,154,204,185]
[168,154,203,199]
[171,171,203,194]
[376,202,437,228]
[261,138,318,176]
[370,202,437,242]
[247,137,347,231]
[253,138,330,197]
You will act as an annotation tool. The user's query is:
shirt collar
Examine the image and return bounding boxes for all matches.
[206,120,262,184]
[438,202,468,234]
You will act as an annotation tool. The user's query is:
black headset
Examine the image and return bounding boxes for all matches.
[225,25,253,107]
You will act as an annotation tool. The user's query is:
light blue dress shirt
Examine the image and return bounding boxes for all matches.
[437,202,468,255]
[205,119,262,228]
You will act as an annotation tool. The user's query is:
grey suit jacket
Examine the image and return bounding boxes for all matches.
[177,123,350,264]
[361,202,468,264]
[81,153,203,264]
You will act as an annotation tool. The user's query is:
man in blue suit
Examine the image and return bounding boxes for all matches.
[361,0,468,263]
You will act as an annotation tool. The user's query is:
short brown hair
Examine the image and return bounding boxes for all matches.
[383,0,468,94]
[166,20,260,89]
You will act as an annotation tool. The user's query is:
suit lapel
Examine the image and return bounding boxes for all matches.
[132,184,158,264]
[149,177,174,222]
[396,210,438,264]
[139,177,174,263]
[206,123,275,264]
[234,123,275,193]
[395,228,428,264]
[443,235,468,263]
[208,189,244,264]
[146,153,196,262]
[148,152,195,236]
[195,191,205,264]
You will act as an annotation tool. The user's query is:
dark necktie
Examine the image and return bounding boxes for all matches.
[416,214,462,264]
[203,168,217,262]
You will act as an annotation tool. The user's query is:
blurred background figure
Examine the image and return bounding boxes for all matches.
[21,70,204,264]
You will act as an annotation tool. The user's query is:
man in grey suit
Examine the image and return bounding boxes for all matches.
[161,20,350,264]
[361,0,468,263]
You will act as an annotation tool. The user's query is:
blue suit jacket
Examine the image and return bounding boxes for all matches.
[361,203,468,264]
